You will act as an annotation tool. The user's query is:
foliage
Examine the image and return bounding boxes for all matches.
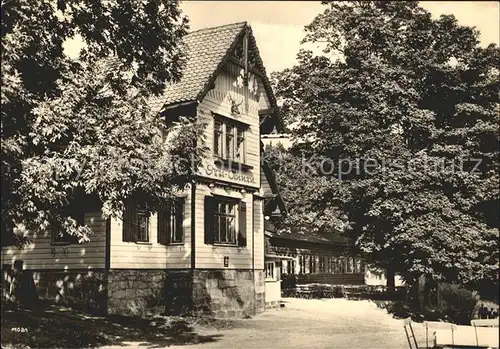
[436,282,479,325]
[270,1,499,289]
[280,273,297,290]
[1,0,207,246]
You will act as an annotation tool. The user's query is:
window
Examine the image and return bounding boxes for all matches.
[299,255,306,274]
[309,255,317,274]
[265,262,275,280]
[123,203,150,243]
[158,198,185,244]
[136,209,149,242]
[346,257,354,273]
[213,116,247,163]
[214,120,223,158]
[319,256,326,273]
[52,231,80,245]
[236,128,245,161]
[331,257,345,274]
[52,206,84,245]
[338,257,345,274]
[286,259,296,274]
[214,201,236,244]
[354,258,363,273]
[204,196,246,247]
[226,124,235,160]
[331,257,338,274]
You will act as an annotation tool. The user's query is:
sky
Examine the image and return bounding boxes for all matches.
[64,1,499,74]
[180,1,500,73]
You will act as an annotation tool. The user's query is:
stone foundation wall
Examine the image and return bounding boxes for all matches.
[35,270,107,314]
[107,270,167,317]
[192,270,257,318]
[1,264,107,315]
[254,270,265,314]
[164,270,192,315]
[2,265,267,318]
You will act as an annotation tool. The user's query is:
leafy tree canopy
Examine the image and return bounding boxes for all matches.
[270,1,499,288]
[1,0,206,246]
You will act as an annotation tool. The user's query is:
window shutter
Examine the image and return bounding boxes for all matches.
[122,203,136,242]
[157,204,171,245]
[238,201,247,247]
[175,197,185,242]
[65,201,84,244]
[204,196,215,244]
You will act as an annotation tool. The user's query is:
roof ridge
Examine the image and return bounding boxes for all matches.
[187,21,247,36]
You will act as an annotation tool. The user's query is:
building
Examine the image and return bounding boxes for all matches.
[260,159,292,307]
[1,22,285,318]
[260,132,291,149]
[266,228,366,286]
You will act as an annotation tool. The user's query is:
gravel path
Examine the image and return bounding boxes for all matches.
[100,298,428,349]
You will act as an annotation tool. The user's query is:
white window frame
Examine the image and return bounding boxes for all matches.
[287,259,296,274]
[135,209,150,243]
[213,200,238,245]
[167,198,185,244]
[213,116,247,163]
[265,261,276,281]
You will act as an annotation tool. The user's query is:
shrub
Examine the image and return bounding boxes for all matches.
[436,283,479,325]
[281,274,297,290]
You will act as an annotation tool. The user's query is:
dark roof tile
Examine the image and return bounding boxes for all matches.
[150,21,247,112]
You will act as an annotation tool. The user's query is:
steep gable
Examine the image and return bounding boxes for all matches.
[153,22,279,127]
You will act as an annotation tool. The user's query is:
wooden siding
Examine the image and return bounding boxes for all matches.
[265,278,281,303]
[253,199,264,270]
[1,212,106,270]
[198,61,261,189]
[109,191,192,269]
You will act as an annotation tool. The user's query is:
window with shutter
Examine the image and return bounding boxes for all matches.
[52,203,84,245]
[204,195,246,246]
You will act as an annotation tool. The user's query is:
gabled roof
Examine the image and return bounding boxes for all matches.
[151,21,278,114]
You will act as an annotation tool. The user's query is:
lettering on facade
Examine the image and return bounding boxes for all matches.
[202,164,255,184]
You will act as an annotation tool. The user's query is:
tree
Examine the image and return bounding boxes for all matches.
[1,0,206,246]
[271,1,499,291]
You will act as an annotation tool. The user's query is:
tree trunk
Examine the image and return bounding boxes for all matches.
[386,267,395,292]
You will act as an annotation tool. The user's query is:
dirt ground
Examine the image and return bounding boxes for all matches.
[100,298,428,349]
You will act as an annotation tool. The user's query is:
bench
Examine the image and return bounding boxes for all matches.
[471,318,499,328]
[470,319,499,348]
[423,321,458,348]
